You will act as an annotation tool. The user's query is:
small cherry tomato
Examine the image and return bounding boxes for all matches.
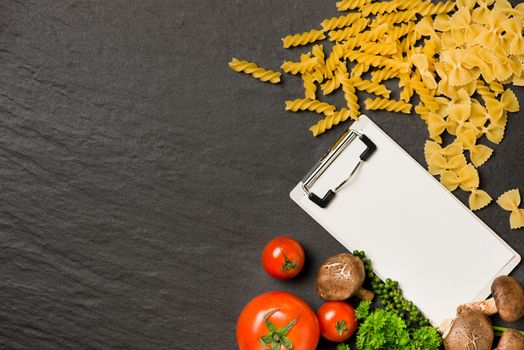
[237,291,319,350]
[317,301,358,342]
[261,237,305,280]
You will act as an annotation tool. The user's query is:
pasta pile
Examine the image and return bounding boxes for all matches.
[228,0,524,229]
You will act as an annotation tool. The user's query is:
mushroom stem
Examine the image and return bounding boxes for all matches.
[456,297,497,316]
[356,287,374,301]
[493,326,524,336]
[439,318,454,338]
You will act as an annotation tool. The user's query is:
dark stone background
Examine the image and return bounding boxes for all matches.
[0,0,523,349]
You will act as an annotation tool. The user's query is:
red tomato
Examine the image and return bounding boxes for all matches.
[237,291,319,350]
[261,237,305,280]
[317,301,358,342]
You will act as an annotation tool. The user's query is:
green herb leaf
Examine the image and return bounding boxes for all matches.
[356,309,410,350]
[336,344,351,350]
[355,300,372,320]
[355,308,442,350]
[408,326,442,350]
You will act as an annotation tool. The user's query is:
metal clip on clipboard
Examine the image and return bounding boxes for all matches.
[301,128,377,208]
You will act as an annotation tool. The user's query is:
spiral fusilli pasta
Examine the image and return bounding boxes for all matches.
[365,97,412,113]
[418,0,456,15]
[339,75,361,119]
[302,73,316,99]
[328,18,369,42]
[361,0,400,17]
[309,108,355,136]
[397,0,424,10]
[282,29,326,48]
[336,0,372,11]
[371,68,399,83]
[321,13,362,31]
[344,51,411,73]
[228,58,281,83]
[281,57,318,75]
[360,41,398,56]
[285,98,337,116]
[351,77,391,98]
[373,10,417,26]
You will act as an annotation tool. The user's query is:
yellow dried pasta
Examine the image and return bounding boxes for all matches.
[371,68,400,83]
[372,9,417,26]
[282,29,326,48]
[339,74,361,119]
[361,0,400,17]
[427,153,467,175]
[310,108,356,136]
[440,164,479,192]
[360,41,398,56]
[285,98,336,116]
[328,18,369,42]
[456,129,493,167]
[497,189,524,229]
[336,0,372,11]
[302,73,316,99]
[229,0,524,224]
[351,77,391,98]
[281,56,318,75]
[364,97,412,113]
[468,188,492,211]
[228,58,281,83]
[419,0,456,15]
[344,51,411,73]
[321,13,362,31]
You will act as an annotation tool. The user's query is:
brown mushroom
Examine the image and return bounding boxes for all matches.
[497,329,524,350]
[315,253,374,301]
[457,276,524,322]
[441,310,494,350]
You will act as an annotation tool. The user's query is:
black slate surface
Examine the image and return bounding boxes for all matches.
[1,1,524,349]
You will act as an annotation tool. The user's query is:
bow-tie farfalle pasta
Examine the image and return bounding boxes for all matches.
[427,153,467,175]
[472,0,495,24]
[411,54,437,89]
[427,112,452,143]
[229,0,524,227]
[484,88,520,121]
[457,0,476,10]
[424,141,464,164]
[502,17,524,56]
[468,187,492,211]
[440,49,480,86]
[497,189,524,229]
[446,89,476,136]
[441,164,479,192]
[475,9,507,49]
[469,99,507,144]
[457,129,493,167]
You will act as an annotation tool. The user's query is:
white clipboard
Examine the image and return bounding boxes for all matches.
[290,115,520,326]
